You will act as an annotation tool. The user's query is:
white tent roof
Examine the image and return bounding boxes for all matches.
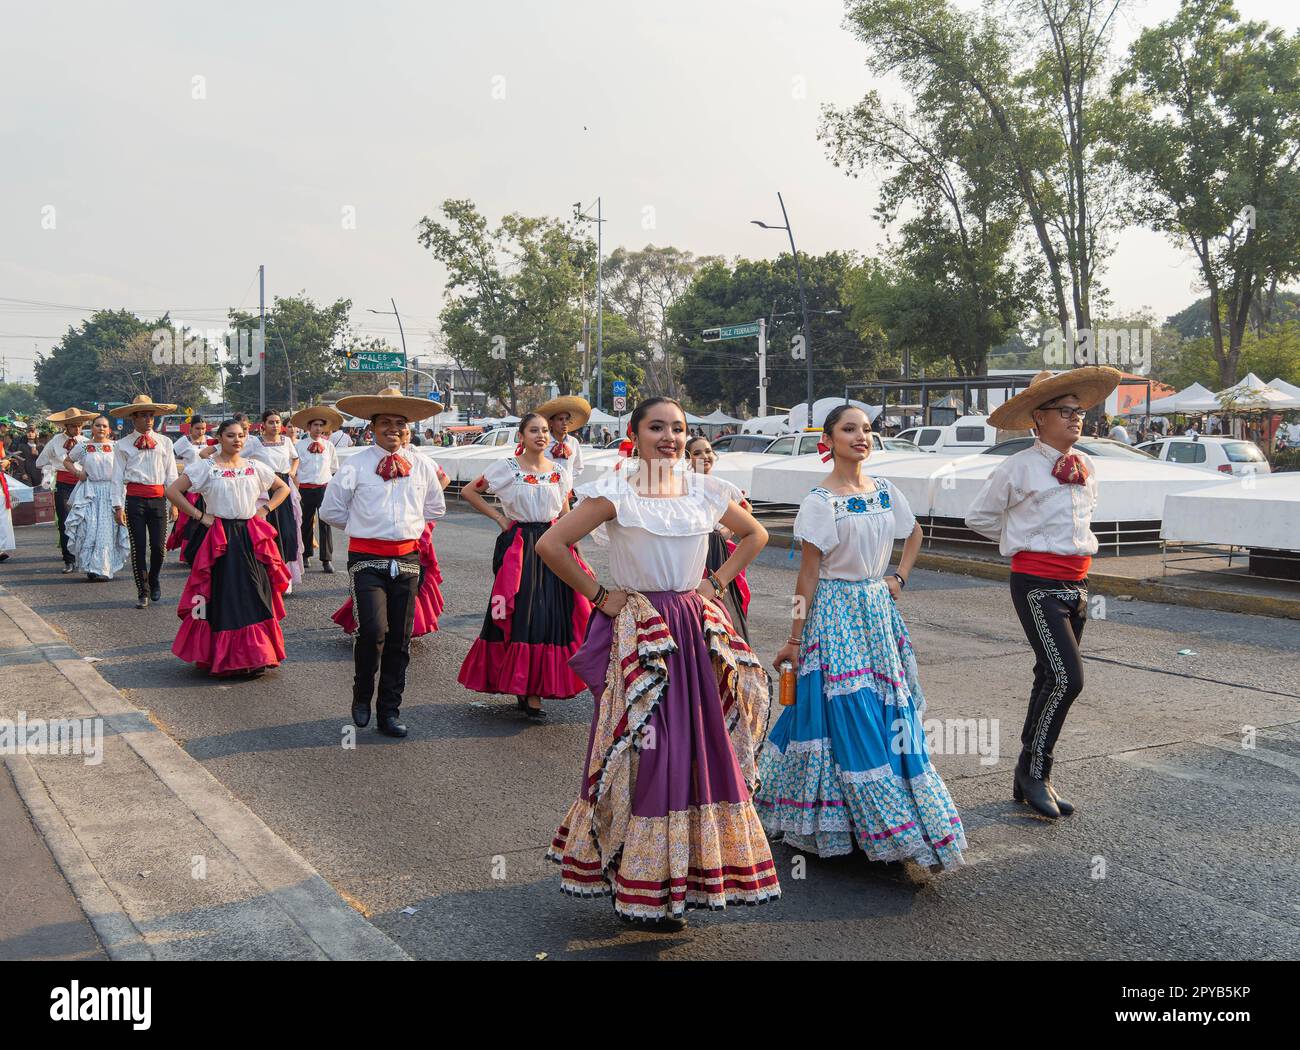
[684,411,708,425]
[1268,377,1300,404]
[586,408,619,425]
[702,408,743,425]
[1135,382,1214,415]
[787,397,877,431]
[1181,373,1300,412]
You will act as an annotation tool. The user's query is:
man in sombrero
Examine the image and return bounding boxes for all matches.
[966,366,1121,821]
[290,403,344,574]
[110,394,178,609]
[536,395,589,480]
[37,408,94,572]
[319,386,446,737]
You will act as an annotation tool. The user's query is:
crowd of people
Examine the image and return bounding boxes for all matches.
[0,368,1132,929]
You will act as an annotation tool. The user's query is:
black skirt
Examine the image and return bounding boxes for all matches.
[706,530,750,643]
[268,472,299,564]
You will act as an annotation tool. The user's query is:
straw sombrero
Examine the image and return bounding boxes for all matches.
[535,395,591,431]
[289,404,345,431]
[47,407,96,426]
[988,367,1122,431]
[336,385,441,422]
[109,394,178,418]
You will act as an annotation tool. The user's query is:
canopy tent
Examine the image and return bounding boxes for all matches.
[1119,382,1213,416]
[586,408,619,425]
[702,408,744,425]
[787,397,877,431]
[684,411,709,425]
[1180,373,1300,412]
[1269,377,1300,404]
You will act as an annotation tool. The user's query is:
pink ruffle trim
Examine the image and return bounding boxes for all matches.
[457,639,587,699]
[172,617,286,676]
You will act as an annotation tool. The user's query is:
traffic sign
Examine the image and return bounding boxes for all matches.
[612,395,627,412]
[702,322,760,342]
[346,351,406,372]
[426,391,442,402]
[612,380,627,398]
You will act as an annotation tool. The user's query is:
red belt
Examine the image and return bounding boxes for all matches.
[55,470,80,485]
[349,537,417,556]
[1011,551,1091,581]
[299,482,327,489]
[126,483,166,499]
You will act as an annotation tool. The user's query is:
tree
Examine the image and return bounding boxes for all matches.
[602,245,722,397]
[417,199,594,414]
[0,383,47,420]
[840,0,1129,340]
[225,294,353,412]
[1165,291,1300,341]
[35,309,160,409]
[1110,0,1300,385]
[98,328,219,411]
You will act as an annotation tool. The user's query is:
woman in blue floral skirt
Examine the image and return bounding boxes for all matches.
[756,405,966,870]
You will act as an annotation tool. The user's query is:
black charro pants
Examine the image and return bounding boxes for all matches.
[54,481,77,565]
[299,486,332,564]
[125,495,167,597]
[1009,572,1087,780]
[348,553,420,719]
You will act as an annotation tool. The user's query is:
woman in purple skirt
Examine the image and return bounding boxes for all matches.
[537,397,779,930]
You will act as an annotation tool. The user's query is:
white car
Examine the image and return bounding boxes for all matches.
[897,415,999,454]
[1135,435,1271,476]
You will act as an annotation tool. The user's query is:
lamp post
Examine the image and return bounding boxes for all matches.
[753,193,814,418]
[366,299,409,393]
[768,308,841,426]
[574,199,605,409]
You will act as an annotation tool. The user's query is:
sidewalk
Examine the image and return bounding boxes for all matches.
[0,587,409,961]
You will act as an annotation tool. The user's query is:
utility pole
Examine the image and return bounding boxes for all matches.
[575,198,605,407]
[757,318,768,418]
[391,297,409,394]
[258,264,266,416]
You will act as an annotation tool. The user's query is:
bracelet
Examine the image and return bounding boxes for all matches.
[592,585,608,609]
[892,572,907,589]
[786,636,802,647]
[706,570,725,598]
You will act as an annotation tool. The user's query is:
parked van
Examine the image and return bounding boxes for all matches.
[897,415,998,454]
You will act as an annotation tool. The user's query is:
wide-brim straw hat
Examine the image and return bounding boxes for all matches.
[988,367,1122,431]
[47,406,96,426]
[289,404,345,431]
[109,394,178,418]
[336,385,442,421]
[534,395,591,431]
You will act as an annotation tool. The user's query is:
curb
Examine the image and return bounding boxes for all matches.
[766,527,1300,620]
[0,590,411,962]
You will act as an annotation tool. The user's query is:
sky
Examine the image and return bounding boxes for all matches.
[1,0,1297,385]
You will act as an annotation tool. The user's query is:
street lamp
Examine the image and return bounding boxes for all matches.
[753,192,815,419]
[574,198,605,409]
[366,299,409,393]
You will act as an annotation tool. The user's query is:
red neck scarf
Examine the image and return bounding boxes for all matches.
[549,439,569,459]
[1052,452,1089,486]
[134,432,157,451]
[63,437,77,451]
[376,452,411,481]
[308,441,326,454]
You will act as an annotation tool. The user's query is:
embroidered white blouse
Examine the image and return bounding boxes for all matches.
[794,479,917,580]
[246,436,299,475]
[294,436,339,485]
[183,459,278,520]
[481,457,571,522]
[67,441,116,483]
[318,445,446,542]
[964,440,1099,557]
[577,469,740,592]
[172,434,214,467]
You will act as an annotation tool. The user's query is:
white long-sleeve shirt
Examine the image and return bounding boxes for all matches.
[964,440,1099,557]
[294,436,339,485]
[37,434,84,482]
[319,444,445,542]
[111,431,178,506]
[329,429,353,449]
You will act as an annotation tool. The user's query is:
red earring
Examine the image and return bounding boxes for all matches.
[817,440,833,463]
[514,442,524,455]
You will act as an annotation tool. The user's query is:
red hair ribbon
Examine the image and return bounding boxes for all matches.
[817,440,832,463]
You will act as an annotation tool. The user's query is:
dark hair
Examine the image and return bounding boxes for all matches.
[216,418,245,438]
[92,415,110,429]
[261,410,281,423]
[189,415,204,426]
[821,403,871,458]
[685,435,712,455]
[515,411,545,438]
[233,412,248,424]
[629,397,686,438]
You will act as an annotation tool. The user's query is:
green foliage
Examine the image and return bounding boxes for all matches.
[226,294,352,412]
[0,383,47,420]
[35,309,161,409]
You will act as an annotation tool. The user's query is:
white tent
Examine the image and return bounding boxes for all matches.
[1181,373,1299,412]
[1127,382,1214,415]
[1268,377,1300,405]
[684,411,709,425]
[787,397,877,431]
[587,408,619,425]
[702,408,743,425]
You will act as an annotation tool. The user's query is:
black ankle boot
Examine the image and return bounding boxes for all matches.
[1041,752,1074,816]
[1013,749,1060,819]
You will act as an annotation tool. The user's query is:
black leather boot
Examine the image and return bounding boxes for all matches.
[351,698,371,728]
[1013,749,1060,819]
[1041,752,1074,816]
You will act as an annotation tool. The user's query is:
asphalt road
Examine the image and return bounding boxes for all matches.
[4,509,1299,960]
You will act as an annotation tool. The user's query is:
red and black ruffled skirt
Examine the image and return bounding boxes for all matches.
[457,520,594,700]
[165,492,205,563]
[172,515,290,676]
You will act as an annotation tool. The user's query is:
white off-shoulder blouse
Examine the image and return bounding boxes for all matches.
[481,457,572,523]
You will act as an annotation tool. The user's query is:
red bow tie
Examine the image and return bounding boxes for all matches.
[1052,453,1089,486]
[308,441,326,454]
[376,453,411,481]
[63,438,77,451]
[549,441,569,459]
[134,433,157,451]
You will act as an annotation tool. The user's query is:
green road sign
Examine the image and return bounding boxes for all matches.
[702,322,760,342]
[346,352,406,372]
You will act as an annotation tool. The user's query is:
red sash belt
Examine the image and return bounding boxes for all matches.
[126,483,166,499]
[1011,551,1091,581]
[56,470,80,485]
[299,482,327,489]
[349,537,417,556]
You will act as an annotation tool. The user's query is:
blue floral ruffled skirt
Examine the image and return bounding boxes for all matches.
[756,577,966,868]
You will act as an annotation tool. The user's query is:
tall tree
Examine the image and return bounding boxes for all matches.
[35,309,160,409]
[98,328,219,411]
[225,294,353,412]
[1110,0,1300,385]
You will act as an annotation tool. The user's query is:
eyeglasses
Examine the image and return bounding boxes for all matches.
[1040,406,1087,421]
